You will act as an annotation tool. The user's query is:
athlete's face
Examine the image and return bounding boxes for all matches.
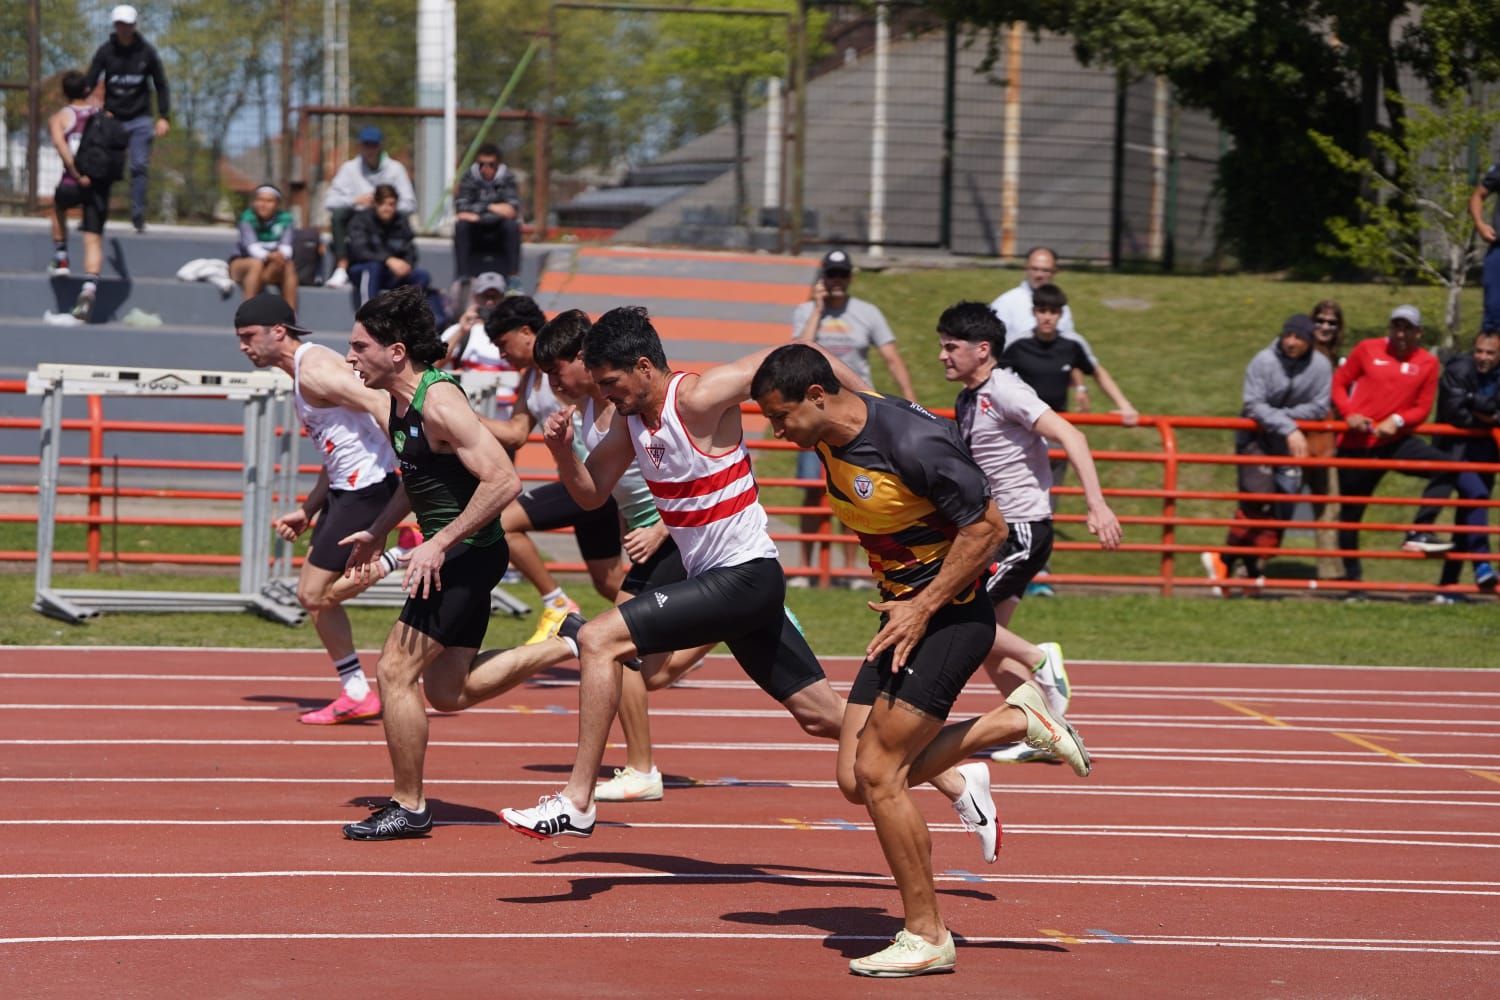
[492,327,534,370]
[346,322,396,388]
[756,387,826,449]
[235,324,280,369]
[591,360,652,415]
[1474,335,1500,374]
[542,352,593,403]
[937,334,990,385]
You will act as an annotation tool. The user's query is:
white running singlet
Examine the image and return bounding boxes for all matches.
[628,372,778,576]
[293,342,396,490]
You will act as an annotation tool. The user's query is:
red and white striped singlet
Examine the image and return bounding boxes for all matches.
[628,372,779,576]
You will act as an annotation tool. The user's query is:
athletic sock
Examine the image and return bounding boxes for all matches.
[82,273,99,292]
[541,587,570,609]
[560,634,579,658]
[334,653,370,700]
[378,537,417,575]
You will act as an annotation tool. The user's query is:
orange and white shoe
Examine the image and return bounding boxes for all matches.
[1005,683,1091,777]
[595,766,664,802]
[849,929,956,978]
[299,690,381,725]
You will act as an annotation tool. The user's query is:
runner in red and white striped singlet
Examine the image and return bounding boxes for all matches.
[630,370,778,576]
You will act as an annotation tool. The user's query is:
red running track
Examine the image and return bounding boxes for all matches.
[2,646,1499,997]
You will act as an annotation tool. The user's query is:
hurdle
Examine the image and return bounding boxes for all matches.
[27,362,303,625]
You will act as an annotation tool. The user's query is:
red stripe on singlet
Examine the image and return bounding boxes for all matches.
[645,455,753,500]
[656,485,760,527]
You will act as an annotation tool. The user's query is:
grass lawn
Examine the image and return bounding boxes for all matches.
[3,267,1490,663]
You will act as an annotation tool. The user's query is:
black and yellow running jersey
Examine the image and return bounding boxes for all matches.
[390,368,504,548]
[815,392,991,601]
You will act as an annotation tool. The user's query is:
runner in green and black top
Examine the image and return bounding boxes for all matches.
[335,286,597,842]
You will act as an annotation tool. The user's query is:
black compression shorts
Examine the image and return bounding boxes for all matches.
[517,481,622,562]
[620,535,686,596]
[397,539,508,649]
[618,556,823,702]
[847,595,996,721]
[306,477,401,572]
[54,180,112,235]
[983,519,1054,604]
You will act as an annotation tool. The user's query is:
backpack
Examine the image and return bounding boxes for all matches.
[290,227,323,285]
[74,112,129,184]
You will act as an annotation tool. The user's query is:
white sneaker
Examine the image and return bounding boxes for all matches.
[849,929,956,978]
[500,792,595,840]
[988,742,1056,764]
[325,267,350,289]
[1033,641,1071,718]
[595,765,664,802]
[1006,683,1091,777]
[950,762,999,864]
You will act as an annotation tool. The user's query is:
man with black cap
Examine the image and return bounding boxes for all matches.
[324,126,418,289]
[1331,305,1457,589]
[791,249,916,582]
[84,5,170,232]
[1202,314,1332,592]
[233,293,413,724]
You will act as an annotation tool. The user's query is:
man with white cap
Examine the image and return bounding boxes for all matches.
[84,5,170,233]
[1331,304,1457,588]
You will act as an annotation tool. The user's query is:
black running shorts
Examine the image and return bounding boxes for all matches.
[847,595,996,721]
[397,539,509,649]
[517,481,622,562]
[620,535,686,596]
[306,477,402,572]
[618,556,823,702]
[983,519,1054,604]
[54,180,112,235]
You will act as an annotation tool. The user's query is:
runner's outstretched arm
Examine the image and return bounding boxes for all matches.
[680,343,873,421]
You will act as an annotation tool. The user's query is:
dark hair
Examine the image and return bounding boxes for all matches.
[750,344,840,404]
[61,71,89,101]
[533,309,592,369]
[372,183,399,205]
[354,285,445,366]
[1310,298,1344,358]
[583,306,669,372]
[1032,282,1068,312]
[484,294,546,342]
[936,301,1006,352]
[1476,329,1500,344]
[475,143,502,161]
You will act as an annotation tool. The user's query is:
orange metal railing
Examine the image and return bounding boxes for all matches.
[4,380,1498,597]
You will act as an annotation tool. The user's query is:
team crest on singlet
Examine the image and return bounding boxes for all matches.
[853,474,874,499]
[393,430,407,453]
[644,442,666,468]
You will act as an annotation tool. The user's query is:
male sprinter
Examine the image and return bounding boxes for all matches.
[234,292,413,724]
[939,301,1122,761]
[336,286,584,840]
[499,308,1022,869]
[752,344,1092,978]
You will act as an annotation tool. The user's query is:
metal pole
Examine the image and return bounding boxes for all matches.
[281,0,294,192]
[999,22,1022,260]
[763,75,782,227]
[34,382,61,595]
[238,398,260,596]
[1147,75,1168,264]
[867,3,889,256]
[790,0,807,254]
[26,0,41,213]
[538,8,558,239]
[939,19,956,250]
[1110,70,1127,269]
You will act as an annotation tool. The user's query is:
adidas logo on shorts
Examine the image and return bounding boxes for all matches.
[655,592,669,607]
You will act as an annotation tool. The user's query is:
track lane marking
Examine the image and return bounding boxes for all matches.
[1215,699,1292,727]
[1335,733,1423,765]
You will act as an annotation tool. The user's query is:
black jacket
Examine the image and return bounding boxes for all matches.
[85,33,171,122]
[348,211,418,265]
[454,162,522,218]
[1437,354,1500,429]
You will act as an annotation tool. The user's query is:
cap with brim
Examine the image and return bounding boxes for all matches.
[234,293,310,334]
[472,272,507,295]
[110,5,138,25]
[820,249,853,275]
[1389,304,1422,326]
[357,125,383,145]
[1280,314,1315,341]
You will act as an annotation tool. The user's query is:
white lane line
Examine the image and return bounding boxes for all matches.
[0,931,1495,955]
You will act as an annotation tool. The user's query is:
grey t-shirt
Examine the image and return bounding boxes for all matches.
[955,366,1054,523]
[790,296,895,385]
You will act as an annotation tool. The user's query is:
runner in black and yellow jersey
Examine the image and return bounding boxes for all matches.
[335,285,591,841]
[752,343,1091,979]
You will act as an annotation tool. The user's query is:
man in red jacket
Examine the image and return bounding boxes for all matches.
[1332,305,1456,587]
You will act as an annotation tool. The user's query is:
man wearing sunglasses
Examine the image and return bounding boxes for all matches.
[453,142,523,291]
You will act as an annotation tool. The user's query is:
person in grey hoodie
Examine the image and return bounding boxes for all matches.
[453,143,523,286]
[1203,314,1332,588]
[324,126,418,288]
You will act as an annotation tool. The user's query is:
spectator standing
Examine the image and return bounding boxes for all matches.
[990,246,1079,343]
[453,143,523,287]
[789,248,916,585]
[440,272,513,373]
[1306,299,1346,579]
[1202,315,1332,592]
[47,71,110,320]
[324,127,418,289]
[1331,305,1456,588]
[1470,160,1500,334]
[84,5,169,233]
[346,184,442,322]
[229,184,298,310]
[1427,330,1500,598]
